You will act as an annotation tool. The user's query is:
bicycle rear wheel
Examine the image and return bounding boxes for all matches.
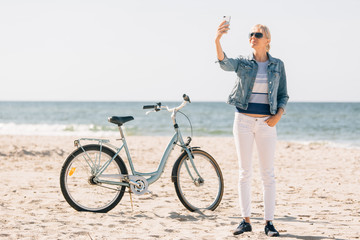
[172,149,224,211]
[60,144,128,213]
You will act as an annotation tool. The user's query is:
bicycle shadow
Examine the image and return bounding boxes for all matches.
[168,210,217,222]
[107,210,217,222]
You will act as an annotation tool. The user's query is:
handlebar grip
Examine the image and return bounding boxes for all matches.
[183,94,191,103]
[143,105,156,109]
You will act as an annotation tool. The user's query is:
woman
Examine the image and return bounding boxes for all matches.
[215,21,289,237]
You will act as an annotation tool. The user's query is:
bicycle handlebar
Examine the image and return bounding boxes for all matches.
[143,94,191,126]
[142,94,191,113]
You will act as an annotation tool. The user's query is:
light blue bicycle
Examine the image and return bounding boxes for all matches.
[60,95,224,213]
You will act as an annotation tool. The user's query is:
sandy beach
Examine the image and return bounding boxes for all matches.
[0,135,359,240]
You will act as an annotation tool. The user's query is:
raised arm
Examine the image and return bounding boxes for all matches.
[215,20,229,61]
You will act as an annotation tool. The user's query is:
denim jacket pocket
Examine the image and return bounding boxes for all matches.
[269,70,280,79]
[269,70,280,88]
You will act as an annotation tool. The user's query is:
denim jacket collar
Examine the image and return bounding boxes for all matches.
[248,52,277,64]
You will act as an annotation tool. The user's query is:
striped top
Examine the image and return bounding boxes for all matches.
[236,60,271,115]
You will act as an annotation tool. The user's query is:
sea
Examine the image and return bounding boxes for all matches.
[0,101,359,148]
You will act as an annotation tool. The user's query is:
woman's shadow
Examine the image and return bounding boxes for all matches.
[279,234,345,240]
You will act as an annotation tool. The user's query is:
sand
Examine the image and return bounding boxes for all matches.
[0,135,359,240]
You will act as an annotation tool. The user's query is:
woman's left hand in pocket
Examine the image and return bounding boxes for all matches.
[265,108,284,127]
[265,115,280,127]
[265,114,281,127]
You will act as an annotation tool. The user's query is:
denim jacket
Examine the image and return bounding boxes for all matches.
[219,52,289,115]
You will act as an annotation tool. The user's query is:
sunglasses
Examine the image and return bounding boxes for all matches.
[249,32,264,39]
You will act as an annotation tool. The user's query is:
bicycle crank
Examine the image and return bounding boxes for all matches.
[128,175,149,195]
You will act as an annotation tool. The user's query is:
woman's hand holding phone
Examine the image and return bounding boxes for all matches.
[216,16,231,41]
[215,16,231,61]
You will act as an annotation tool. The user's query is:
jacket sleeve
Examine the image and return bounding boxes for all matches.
[277,60,289,111]
[218,52,240,72]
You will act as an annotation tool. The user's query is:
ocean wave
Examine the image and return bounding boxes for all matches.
[0,123,121,136]
[0,122,359,148]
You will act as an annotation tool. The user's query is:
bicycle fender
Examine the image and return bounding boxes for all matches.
[171,151,187,183]
[69,144,128,175]
[171,147,200,182]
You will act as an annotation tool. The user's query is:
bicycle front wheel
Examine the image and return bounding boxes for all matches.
[60,144,128,213]
[172,149,224,211]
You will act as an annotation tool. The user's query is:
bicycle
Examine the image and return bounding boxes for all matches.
[60,94,224,213]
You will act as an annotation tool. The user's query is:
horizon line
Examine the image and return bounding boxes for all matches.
[0,100,359,103]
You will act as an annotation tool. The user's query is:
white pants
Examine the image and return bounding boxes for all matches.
[233,112,277,221]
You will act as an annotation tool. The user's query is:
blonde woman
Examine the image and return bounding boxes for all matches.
[215,21,289,237]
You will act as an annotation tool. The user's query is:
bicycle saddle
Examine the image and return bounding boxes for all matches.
[108,116,134,126]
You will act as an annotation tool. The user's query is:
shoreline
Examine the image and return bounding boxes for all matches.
[1,135,359,239]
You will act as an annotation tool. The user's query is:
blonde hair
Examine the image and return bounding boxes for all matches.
[252,24,271,52]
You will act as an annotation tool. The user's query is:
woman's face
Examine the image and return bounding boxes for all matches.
[249,27,270,51]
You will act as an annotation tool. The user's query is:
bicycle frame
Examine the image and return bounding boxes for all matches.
[74,99,202,188]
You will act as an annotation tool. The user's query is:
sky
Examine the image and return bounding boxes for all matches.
[0,0,359,102]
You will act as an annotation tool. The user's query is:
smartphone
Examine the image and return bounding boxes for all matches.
[223,16,231,25]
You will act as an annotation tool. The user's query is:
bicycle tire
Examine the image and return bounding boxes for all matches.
[172,149,224,212]
[60,144,128,213]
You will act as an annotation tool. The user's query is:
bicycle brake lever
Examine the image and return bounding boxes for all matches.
[146,110,156,115]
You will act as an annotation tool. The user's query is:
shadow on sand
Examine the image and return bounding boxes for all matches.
[279,234,346,240]
[168,210,217,222]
